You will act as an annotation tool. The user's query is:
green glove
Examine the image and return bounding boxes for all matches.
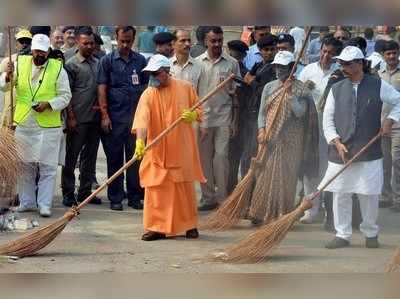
[181,109,198,123]
[134,138,146,160]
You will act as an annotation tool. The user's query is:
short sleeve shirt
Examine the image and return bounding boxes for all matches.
[97,50,148,123]
[170,56,202,93]
[196,52,241,128]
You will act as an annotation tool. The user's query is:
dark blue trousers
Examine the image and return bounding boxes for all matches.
[101,122,143,204]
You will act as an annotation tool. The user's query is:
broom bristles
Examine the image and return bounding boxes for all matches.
[0,127,23,187]
[211,198,313,263]
[0,210,76,257]
[386,247,400,272]
[199,168,256,231]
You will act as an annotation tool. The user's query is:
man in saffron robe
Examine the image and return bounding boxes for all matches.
[132,54,206,241]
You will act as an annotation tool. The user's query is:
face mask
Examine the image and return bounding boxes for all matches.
[148,74,161,87]
[33,55,48,66]
[275,67,291,81]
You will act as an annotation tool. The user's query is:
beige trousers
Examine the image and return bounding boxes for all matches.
[198,126,230,205]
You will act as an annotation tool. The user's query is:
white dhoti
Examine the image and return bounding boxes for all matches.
[16,121,63,209]
[318,159,382,240]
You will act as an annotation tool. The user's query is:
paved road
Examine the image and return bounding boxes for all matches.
[0,145,399,272]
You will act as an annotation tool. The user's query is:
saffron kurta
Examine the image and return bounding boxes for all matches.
[132,78,205,235]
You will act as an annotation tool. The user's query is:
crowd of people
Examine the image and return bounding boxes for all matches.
[1,25,400,247]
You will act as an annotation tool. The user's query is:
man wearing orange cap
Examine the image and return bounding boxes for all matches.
[132,54,205,241]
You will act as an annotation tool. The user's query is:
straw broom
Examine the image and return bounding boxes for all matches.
[0,127,23,188]
[386,248,400,272]
[0,74,236,258]
[213,132,383,263]
[200,27,313,231]
[0,26,22,207]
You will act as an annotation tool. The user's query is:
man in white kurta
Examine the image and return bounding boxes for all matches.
[319,46,400,249]
[0,34,71,217]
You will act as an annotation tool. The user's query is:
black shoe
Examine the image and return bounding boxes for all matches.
[128,201,143,210]
[62,194,77,207]
[78,194,102,205]
[198,202,218,211]
[366,236,379,248]
[325,237,350,249]
[141,231,166,241]
[186,228,199,239]
[88,196,102,205]
[110,203,123,211]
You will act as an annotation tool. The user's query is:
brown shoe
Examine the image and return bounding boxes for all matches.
[185,228,199,239]
[141,231,166,241]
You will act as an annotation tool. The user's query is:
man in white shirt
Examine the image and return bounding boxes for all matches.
[289,26,305,60]
[298,37,343,223]
[169,29,201,93]
[320,46,400,249]
[0,34,71,217]
[367,39,387,71]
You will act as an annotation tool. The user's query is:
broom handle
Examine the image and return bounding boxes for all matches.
[76,74,236,211]
[7,26,14,126]
[309,131,382,200]
[255,27,313,161]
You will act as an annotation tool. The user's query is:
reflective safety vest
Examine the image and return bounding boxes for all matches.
[14,55,63,127]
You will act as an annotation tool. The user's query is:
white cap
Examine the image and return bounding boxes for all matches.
[334,46,365,62]
[142,54,171,72]
[271,51,295,65]
[31,34,51,52]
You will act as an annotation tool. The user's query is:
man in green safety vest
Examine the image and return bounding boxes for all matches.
[0,34,71,217]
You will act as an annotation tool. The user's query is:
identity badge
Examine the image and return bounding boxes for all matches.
[219,71,228,83]
[132,69,139,85]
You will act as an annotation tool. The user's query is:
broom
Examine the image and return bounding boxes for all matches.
[213,131,383,263]
[386,247,400,272]
[0,73,237,258]
[0,26,22,208]
[200,27,313,231]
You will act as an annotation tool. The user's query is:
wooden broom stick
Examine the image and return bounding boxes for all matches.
[306,131,382,201]
[7,26,14,127]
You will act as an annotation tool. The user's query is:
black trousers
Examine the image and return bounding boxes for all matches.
[62,122,100,198]
[101,122,143,204]
[239,117,258,178]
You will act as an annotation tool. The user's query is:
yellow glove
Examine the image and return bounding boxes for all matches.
[181,109,198,123]
[134,138,146,160]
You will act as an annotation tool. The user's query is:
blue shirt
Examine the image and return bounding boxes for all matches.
[97,50,148,123]
[306,37,322,64]
[366,39,376,57]
[138,31,156,53]
[244,44,263,70]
